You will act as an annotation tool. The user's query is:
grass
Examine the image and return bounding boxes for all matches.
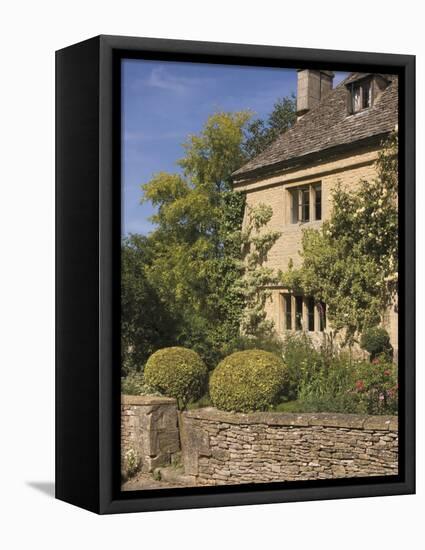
[187,394,304,413]
[272,400,303,413]
[187,393,212,410]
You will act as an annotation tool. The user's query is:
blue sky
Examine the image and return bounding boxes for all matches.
[122,59,347,236]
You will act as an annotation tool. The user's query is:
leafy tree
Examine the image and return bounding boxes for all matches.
[122,97,296,370]
[141,112,251,367]
[282,132,398,344]
[243,96,296,159]
[121,234,175,374]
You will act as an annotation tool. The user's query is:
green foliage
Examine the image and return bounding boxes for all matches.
[273,400,302,413]
[121,370,160,396]
[223,333,284,357]
[281,132,398,345]
[144,347,208,409]
[122,98,297,371]
[353,357,398,414]
[187,393,213,410]
[298,355,357,413]
[152,469,162,481]
[140,112,250,368]
[121,235,175,375]
[221,331,325,402]
[298,355,398,415]
[235,203,281,337]
[123,448,141,479]
[360,326,392,360]
[209,350,288,412]
[243,96,296,159]
[280,333,326,400]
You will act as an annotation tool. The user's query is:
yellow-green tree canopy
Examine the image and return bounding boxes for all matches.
[122,99,296,373]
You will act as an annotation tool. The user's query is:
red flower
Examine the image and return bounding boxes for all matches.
[384,369,391,376]
[355,379,365,391]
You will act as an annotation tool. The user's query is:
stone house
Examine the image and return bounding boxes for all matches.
[232,70,398,355]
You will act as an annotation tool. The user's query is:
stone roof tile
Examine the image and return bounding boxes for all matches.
[233,73,398,181]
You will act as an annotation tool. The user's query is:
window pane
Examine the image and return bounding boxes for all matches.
[315,185,322,220]
[295,296,303,330]
[307,298,315,331]
[353,85,361,112]
[301,189,310,222]
[291,190,298,223]
[362,82,371,108]
[318,302,326,331]
[283,294,292,330]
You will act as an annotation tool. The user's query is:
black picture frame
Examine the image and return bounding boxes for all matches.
[56,35,415,514]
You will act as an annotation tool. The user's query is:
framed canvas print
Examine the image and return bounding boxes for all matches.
[56,35,415,514]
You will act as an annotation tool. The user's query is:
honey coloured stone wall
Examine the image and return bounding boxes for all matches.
[234,145,398,357]
[180,408,398,486]
[121,395,180,476]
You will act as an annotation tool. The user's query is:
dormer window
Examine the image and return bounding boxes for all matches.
[346,74,390,116]
[349,79,372,113]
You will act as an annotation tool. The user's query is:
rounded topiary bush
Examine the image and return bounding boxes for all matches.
[144,347,208,408]
[209,349,288,412]
[360,326,392,360]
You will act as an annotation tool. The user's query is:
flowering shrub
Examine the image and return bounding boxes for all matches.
[298,354,398,415]
[352,356,398,414]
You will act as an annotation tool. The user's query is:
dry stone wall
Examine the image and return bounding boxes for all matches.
[180,408,398,485]
[121,395,180,475]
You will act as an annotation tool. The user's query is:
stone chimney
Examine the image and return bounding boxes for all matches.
[296,70,334,119]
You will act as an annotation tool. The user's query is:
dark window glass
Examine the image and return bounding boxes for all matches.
[291,187,313,223]
[315,185,322,220]
[307,298,315,331]
[352,84,362,112]
[291,190,299,223]
[295,296,303,330]
[283,294,292,330]
[318,302,326,331]
[301,189,310,222]
[351,80,371,113]
[362,82,371,108]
